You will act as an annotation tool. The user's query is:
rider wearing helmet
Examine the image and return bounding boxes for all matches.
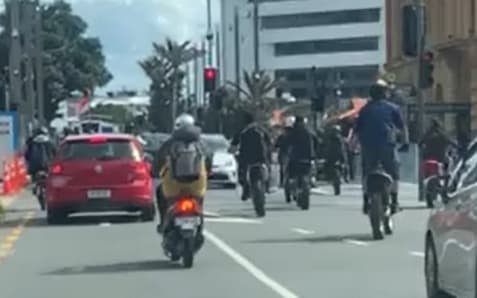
[155,114,212,231]
[323,124,347,180]
[231,111,272,201]
[275,116,295,186]
[25,126,56,182]
[354,79,409,215]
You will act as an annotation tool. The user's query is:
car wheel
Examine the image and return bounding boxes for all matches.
[46,209,67,225]
[426,235,448,298]
[140,207,156,222]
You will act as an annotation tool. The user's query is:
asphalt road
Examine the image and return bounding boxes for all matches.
[0,183,427,298]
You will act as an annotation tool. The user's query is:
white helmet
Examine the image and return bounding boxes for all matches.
[284,116,295,127]
[174,113,195,130]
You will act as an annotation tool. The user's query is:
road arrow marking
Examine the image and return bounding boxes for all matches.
[343,239,370,247]
[291,228,315,235]
[409,251,425,257]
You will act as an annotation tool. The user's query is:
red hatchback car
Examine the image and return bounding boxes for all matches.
[45,133,155,224]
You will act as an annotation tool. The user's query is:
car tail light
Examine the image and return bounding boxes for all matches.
[174,197,200,214]
[129,162,150,184]
[50,163,62,175]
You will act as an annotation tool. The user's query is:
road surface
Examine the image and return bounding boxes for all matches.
[0,183,427,298]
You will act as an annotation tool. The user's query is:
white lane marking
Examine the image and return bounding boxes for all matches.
[205,217,262,224]
[409,251,425,257]
[99,222,111,227]
[343,239,370,247]
[204,230,299,298]
[291,228,315,235]
[203,211,221,218]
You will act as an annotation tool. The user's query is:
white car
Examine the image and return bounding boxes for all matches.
[425,140,477,298]
[202,134,238,188]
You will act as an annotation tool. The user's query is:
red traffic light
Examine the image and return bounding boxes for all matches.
[204,67,216,80]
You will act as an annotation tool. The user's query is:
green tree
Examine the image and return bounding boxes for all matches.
[227,70,285,122]
[0,0,112,121]
[139,38,203,132]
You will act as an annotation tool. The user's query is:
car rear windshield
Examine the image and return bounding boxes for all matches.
[58,139,140,161]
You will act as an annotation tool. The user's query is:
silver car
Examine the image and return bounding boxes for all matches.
[425,141,477,298]
[202,134,238,188]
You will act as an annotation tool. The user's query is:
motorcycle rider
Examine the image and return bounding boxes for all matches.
[230,112,272,201]
[25,126,56,180]
[420,118,457,170]
[323,124,347,181]
[155,114,212,233]
[275,116,295,187]
[283,116,319,186]
[354,80,409,215]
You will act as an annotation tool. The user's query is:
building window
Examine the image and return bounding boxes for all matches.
[290,88,307,98]
[275,70,307,82]
[262,8,380,29]
[275,36,379,56]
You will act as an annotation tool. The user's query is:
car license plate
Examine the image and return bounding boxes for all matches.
[87,189,111,199]
[175,217,200,229]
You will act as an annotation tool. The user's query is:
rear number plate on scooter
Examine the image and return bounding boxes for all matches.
[175,217,200,229]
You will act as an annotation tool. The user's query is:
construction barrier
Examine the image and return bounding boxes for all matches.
[0,154,27,195]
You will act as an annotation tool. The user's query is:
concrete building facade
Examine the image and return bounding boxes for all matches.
[220,0,386,100]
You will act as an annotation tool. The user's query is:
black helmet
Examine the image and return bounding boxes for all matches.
[369,79,388,101]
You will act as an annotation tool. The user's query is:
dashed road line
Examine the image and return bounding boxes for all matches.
[343,239,370,247]
[0,211,34,264]
[291,228,315,235]
[409,251,425,257]
[204,229,300,298]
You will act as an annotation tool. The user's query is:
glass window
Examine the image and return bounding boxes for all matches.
[262,8,380,30]
[203,136,229,153]
[58,139,139,161]
[275,37,379,56]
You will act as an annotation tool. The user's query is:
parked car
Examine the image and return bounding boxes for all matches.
[425,140,477,298]
[45,133,155,224]
[202,134,238,188]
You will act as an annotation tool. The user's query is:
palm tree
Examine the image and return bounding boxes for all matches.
[139,38,204,131]
[227,70,286,121]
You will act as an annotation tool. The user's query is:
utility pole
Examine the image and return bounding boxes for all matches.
[234,6,241,99]
[253,0,259,73]
[22,0,36,126]
[215,24,221,84]
[200,40,206,105]
[193,46,199,117]
[34,1,44,125]
[415,0,426,201]
[206,0,213,66]
[8,0,25,139]
[186,62,191,109]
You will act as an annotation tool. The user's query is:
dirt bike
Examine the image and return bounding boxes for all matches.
[246,163,267,217]
[284,160,311,210]
[366,165,394,240]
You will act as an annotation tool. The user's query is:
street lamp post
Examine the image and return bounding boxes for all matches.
[253,0,259,73]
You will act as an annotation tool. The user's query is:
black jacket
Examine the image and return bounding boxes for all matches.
[284,123,319,162]
[231,123,272,165]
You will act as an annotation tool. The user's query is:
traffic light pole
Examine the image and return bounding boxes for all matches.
[415,0,426,201]
[253,0,259,73]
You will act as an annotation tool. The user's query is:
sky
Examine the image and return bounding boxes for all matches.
[69,0,221,92]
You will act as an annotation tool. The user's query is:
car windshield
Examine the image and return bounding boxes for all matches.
[203,136,229,153]
[58,139,139,160]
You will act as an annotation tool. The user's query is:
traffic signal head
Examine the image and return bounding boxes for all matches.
[204,67,217,93]
[419,51,435,89]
